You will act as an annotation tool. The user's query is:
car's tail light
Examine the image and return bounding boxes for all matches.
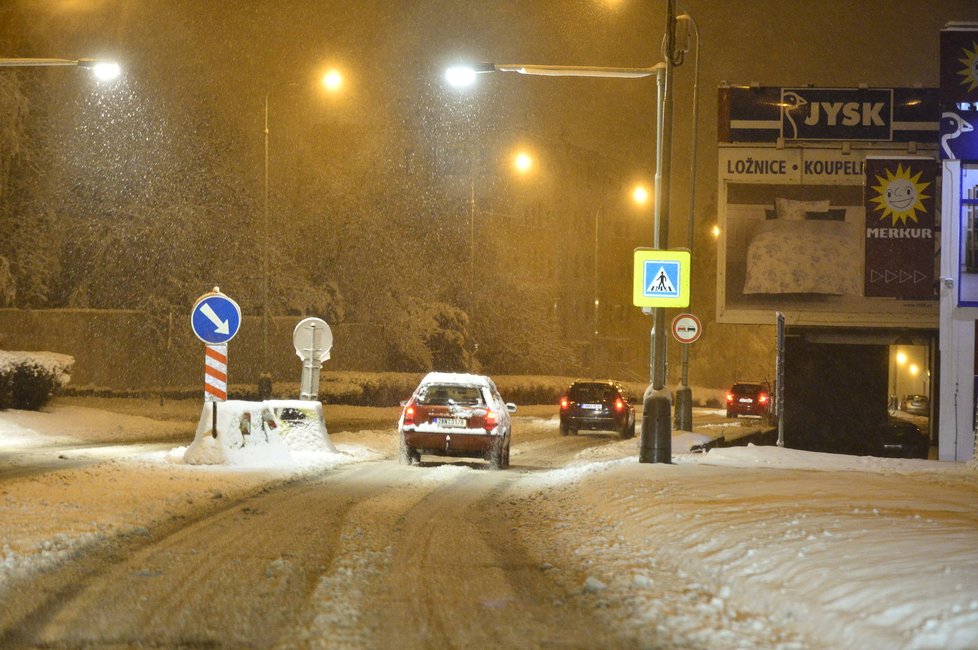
[614,397,625,412]
[403,403,415,426]
[758,393,769,405]
[484,408,498,431]
[725,392,734,403]
[559,396,569,411]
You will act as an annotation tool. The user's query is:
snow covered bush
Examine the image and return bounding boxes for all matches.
[386,302,471,373]
[316,372,423,406]
[0,351,73,410]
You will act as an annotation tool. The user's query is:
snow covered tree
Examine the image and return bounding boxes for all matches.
[385,300,472,373]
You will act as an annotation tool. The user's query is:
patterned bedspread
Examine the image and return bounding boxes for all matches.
[743,219,863,295]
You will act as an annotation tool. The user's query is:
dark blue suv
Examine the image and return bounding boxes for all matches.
[559,380,636,439]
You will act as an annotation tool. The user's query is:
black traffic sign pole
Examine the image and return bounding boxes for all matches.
[640,0,681,464]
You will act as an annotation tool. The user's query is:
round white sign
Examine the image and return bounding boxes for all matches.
[671,313,702,344]
[293,317,333,362]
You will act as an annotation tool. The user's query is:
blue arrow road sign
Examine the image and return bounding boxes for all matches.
[191,290,242,344]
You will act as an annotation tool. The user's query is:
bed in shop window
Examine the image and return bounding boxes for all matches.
[743,198,863,296]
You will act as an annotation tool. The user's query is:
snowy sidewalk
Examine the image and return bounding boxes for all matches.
[529,443,978,650]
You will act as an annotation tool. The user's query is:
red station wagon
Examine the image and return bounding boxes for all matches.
[397,372,517,470]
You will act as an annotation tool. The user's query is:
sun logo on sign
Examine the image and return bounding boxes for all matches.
[870,163,930,226]
[957,40,978,94]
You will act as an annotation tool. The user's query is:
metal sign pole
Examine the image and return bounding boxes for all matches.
[776,311,786,447]
[640,0,679,464]
[191,289,241,443]
[293,317,333,401]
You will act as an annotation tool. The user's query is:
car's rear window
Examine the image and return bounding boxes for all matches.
[732,383,765,393]
[569,383,618,402]
[417,384,485,406]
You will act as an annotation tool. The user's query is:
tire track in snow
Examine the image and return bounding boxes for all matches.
[1,463,395,648]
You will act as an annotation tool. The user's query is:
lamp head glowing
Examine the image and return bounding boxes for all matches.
[445,66,477,88]
[632,185,650,205]
[445,63,496,88]
[76,59,121,81]
[513,151,533,174]
[322,69,343,92]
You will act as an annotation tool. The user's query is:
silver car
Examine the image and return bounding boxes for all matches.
[900,394,929,416]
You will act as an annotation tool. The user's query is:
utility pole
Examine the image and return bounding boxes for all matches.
[639,0,681,464]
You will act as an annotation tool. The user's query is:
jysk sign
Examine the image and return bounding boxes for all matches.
[633,249,690,308]
[718,85,938,144]
[781,88,892,141]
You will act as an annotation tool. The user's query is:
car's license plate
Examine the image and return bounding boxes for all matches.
[582,403,603,410]
[435,417,466,428]
[738,397,753,403]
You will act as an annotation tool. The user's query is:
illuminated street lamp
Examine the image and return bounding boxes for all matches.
[467,144,536,365]
[261,71,345,397]
[591,184,651,370]
[445,2,686,464]
[592,183,651,372]
[321,68,343,92]
[891,349,908,408]
[513,150,534,174]
[0,57,121,80]
[632,184,651,205]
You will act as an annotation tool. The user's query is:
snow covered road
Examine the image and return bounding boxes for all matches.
[1,401,976,648]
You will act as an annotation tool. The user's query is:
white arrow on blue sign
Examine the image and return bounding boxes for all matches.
[191,289,242,344]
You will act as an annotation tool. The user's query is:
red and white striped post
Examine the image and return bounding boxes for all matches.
[204,344,228,438]
[191,288,242,440]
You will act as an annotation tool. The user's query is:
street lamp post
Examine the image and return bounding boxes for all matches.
[445,3,686,464]
[0,57,121,80]
[261,70,344,399]
[894,349,907,408]
[261,91,273,400]
[593,208,600,374]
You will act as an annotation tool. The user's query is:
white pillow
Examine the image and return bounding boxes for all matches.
[775,197,830,221]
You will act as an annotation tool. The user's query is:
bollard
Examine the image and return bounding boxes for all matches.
[640,385,672,463]
[258,372,273,401]
[674,385,693,430]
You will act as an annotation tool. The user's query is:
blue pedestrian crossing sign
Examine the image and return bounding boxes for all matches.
[191,287,242,344]
[633,249,691,308]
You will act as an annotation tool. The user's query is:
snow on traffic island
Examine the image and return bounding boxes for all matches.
[182,399,337,466]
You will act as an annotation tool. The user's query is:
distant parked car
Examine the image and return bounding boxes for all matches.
[559,380,636,438]
[900,394,929,416]
[872,418,930,459]
[397,372,517,470]
[725,381,772,419]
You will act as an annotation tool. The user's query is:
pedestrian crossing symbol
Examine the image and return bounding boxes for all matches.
[647,265,677,295]
[633,249,690,308]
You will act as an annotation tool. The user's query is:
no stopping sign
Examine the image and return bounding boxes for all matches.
[671,313,702,344]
